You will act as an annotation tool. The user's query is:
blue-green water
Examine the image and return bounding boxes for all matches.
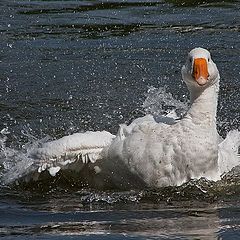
[0,0,240,239]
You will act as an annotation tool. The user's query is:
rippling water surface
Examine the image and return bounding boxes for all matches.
[0,0,240,239]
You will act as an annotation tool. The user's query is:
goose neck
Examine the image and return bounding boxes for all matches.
[186,82,219,125]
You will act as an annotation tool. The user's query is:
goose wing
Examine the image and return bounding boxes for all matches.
[4,131,115,183]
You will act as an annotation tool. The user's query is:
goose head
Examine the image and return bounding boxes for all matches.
[182,48,219,91]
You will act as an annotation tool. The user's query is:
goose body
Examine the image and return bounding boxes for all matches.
[103,48,222,187]
[8,48,239,188]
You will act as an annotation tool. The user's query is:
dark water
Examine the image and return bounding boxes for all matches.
[0,0,240,239]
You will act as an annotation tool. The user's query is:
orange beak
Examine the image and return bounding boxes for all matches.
[192,58,209,86]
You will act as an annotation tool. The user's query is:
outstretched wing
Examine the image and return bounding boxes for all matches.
[6,131,115,184]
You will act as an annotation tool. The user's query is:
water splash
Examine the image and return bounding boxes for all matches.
[142,86,188,119]
[0,128,51,185]
[0,87,239,194]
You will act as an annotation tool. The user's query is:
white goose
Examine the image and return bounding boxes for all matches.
[13,48,240,188]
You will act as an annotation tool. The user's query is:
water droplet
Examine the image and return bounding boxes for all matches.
[7,43,13,48]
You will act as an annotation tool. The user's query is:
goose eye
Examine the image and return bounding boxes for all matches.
[189,57,193,63]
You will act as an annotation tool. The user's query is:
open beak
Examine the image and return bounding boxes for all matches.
[192,58,209,86]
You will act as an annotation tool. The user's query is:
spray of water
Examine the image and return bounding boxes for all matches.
[143,86,188,119]
[0,127,51,185]
[0,87,239,188]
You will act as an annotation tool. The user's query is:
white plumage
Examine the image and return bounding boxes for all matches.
[14,48,240,188]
